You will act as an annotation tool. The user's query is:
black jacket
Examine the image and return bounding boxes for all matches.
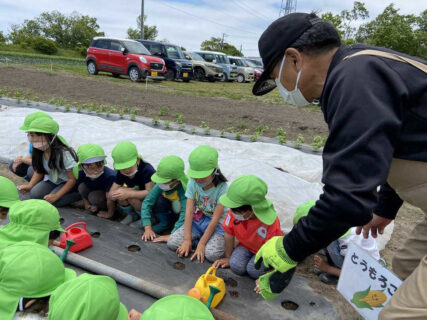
[284,44,427,262]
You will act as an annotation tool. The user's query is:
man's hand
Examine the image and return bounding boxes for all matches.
[356,214,393,239]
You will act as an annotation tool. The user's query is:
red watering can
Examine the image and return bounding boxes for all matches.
[59,222,93,253]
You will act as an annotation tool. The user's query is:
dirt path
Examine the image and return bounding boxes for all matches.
[0,65,328,141]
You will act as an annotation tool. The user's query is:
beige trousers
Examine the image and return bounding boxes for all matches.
[379,159,427,319]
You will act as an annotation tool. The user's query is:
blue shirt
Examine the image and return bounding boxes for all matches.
[29,143,33,155]
[114,161,155,190]
[77,166,117,192]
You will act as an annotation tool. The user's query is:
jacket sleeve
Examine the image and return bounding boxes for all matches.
[141,184,163,227]
[172,186,188,233]
[284,56,406,262]
[373,183,403,220]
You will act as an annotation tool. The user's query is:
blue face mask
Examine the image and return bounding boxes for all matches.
[275,55,310,107]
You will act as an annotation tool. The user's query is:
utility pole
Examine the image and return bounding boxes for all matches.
[279,0,297,17]
[220,33,229,50]
[239,44,242,53]
[140,0,144,39]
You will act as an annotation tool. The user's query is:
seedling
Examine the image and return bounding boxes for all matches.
[238,121,249,130]
[164,120,171,130]
[159,106,170,116]
[243,128,250,135]
[119,110,124,118]
[204,126,210,135]
[220,129,226,137]
[235,131,242,140]
[152,117,160,126]
[312,135,326,151]
[200,121,209,129]
[175,113,184,124]
[278,135,287,145]
[276,127,286,137]
[178,123,185,131]
[295,134,304,148]
[250,133,259,142]
[130,114,136,121]
[255,124,269,135]
[191,127,197,135]
[65,105,70,112]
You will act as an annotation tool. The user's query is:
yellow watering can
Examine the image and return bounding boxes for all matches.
[193,266,226,308]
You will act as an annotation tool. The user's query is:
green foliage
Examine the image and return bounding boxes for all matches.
[278,135,287,145]
[312,136,327,151]
[255,124,269,135]
[295,134,305,148]
[178,123,185,131]
[119,109,124,118]
[158,105,170,116]
[130,114,136,121]
[152,116,160,126]
[200,37,243,57]
[220,129,226,137]
[174,113,184,124]
[250,133,259,142]
[32,36,58,55]
[0,31,6,43]
[164,120,171,130]
[191,127,197,135]
[276,127,286,137]
[234,131,242,140]
[127,15,158,40]
[65,105,70,112]
[200,121,209,128]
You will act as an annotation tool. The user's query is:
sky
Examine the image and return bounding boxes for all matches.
[0,0,422,57]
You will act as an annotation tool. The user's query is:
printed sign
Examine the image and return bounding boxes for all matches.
[337,243,402,320]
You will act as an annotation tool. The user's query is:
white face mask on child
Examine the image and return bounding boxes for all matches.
[232,211,250,221]
[122,169,138,177]
[32,141,49,151]
[159,183,173,191]
[85,171,103,179]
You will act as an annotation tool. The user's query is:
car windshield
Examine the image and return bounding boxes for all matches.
[189,52,205,61]
[123,41,151,55]
[165,45,185,59]
[245,59,258,67]
[231,58,246,67]
[247,59,263,67]
[215,54,228,64]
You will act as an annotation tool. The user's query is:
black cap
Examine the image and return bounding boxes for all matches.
[252,13,322,96]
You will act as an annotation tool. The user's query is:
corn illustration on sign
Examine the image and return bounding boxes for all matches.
[337,243,402,320]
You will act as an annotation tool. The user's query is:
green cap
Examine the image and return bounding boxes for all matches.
[77,143,107,165]
[151,155,189,189]
[0,199,65,251]
[187,145,218,179]
[0,241,76,320]
[220,175,277,225]
[26,117,59,134]
[141,295,214,320]
[112,141,140,170]
[19,111,52,131]
[0,176,19,208]
[47,274,128,320]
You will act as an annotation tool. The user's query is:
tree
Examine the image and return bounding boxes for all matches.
[127,15,158,40]
[0,31,6,43]
[200,37,243,56]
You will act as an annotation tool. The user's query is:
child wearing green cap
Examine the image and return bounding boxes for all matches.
[109,141,156,225]
[18,117,81,207]
[75,143,117,219]
[0,176,20,219]
[9,112,52,182]
[140,155,188,241]
[167,145,228,263]
[213,175,283,280]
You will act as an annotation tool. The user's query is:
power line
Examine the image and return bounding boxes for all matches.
[229,0,271,23]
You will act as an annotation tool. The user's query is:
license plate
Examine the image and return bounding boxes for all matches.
[183,72,189,78]
[249,76,254,80]
[231,73,237,77]
[151,71,158,77]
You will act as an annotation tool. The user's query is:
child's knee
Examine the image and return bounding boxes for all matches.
[205,248,224,263]
[167,234,180,251]
[246,262,265,279]
[229,258,247,276]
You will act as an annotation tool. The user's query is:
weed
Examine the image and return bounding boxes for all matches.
[110,106,117,114]
[123,106,130,114]
[238,121,249,130]
[200,121,209,128]
[243,128,250,135]
[159,106,170,116]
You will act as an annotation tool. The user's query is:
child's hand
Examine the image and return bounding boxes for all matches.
[191,243,206,263]
[128,309,142,320]
[13,156,23,170]
[177,240,192,257]
[213,257,230,269]
[153,234,171,243]
[111,188,129,201]
[141,227,156,242]
[44,193,59,204]
[18,184,32,193]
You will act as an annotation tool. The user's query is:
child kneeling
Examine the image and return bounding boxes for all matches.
[213,175,283,279]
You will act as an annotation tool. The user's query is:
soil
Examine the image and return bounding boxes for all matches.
[1,163,423,319]
[0,65,328,141]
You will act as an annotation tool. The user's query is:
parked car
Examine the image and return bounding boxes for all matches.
[245,58,263,68]
[184,51,223,82]
[137,40,193,82]
[228,56,255,83]
[193,51,238,82]
[86,37,166,81]
[244,59,264,81]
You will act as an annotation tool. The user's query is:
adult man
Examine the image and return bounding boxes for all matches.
[252,12,426,319]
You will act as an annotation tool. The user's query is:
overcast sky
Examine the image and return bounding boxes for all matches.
[0,0,422,56]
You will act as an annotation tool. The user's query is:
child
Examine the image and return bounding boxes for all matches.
[167,145,228,263]
[0,199,65,251]
[75,143,116,219]
[0,176,20,219]
[213,175,283,279]
[9,112,52,182]
[294,200,381,284]
[46,274,128,320]
[140,155,188,241]
[109,141,155,225]
[18,117,81,207]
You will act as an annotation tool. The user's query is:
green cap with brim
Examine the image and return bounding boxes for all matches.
[0,199,65,251]
[0,176,19,208]
[151,155,189,189]
[47,273,128,320]
[0,241,76,320]
[77,143,107,165]
[220,174,277,225]
[112,141,141,170]
[26,117,59,134]
[19,111,52,131]
[141,295,214,320]
[187,145,218,179]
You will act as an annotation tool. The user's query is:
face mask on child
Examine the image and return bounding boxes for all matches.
[122,168,138,177]
[196,169,217,188]
[32,141,49,151]
[85,171,103,179]
[159,183,173,191]
[232,211,251,221]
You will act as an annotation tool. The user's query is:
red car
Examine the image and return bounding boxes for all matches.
[86,37,166,81]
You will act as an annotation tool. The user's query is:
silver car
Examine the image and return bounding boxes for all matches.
[228,56,255,83]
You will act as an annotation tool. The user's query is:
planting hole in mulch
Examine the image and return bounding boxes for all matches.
[229,290,240,298]
[281,300,299,311]
[310,301,316,307]
[173,262,185,270]
[59,218,65,225]
[224,278,238,287]
[127,245,141,252]
[91,232,100,238]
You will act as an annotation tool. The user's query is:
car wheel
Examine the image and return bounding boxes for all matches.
[87,61,98,75]
[194,68,206,81]
[128,66,141,82]
[183,79,190,83]
[237,74,245,83]
[221,73,228,82]
[112,73,120,78]
[207,77,216,83]
[164,69,175,81]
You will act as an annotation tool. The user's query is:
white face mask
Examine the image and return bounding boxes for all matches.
[232,211,250,221]
[32,141,49,151]
[275,55,310,107]
[122,168,138,177]
[159,183,173,191]
[196,175,215,188]
[85,170,103,179]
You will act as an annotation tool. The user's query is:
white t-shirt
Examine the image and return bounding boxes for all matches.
[43,150,76,184]
[338,227,381,260]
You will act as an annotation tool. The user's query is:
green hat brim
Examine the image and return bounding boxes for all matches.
[151,173,173,184]
[187,168,215,179]
[252,199,277,225]
[19,124,28,131]
[117,303,128,320]
[0,287,20,320]
[26,128,55,134]
[219,194,242,209]
[114,157,138,171]
[0,199,19,208]
[30,268,77,298]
